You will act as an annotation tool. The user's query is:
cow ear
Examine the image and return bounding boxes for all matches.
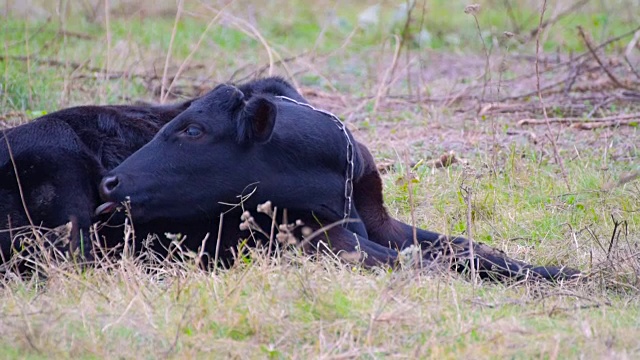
[237,96,277,144]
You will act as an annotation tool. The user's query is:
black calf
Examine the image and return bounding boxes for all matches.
[100,79,580,282]
[0,76,578,281]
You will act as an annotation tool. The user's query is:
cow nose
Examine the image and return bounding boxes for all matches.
[100,175,120,198]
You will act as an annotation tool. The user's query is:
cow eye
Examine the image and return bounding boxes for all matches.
[183,125,203,138]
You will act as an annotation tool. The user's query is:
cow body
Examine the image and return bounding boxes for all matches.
[0,102,195,267]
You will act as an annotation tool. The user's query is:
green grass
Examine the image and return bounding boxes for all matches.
[2,0,640,358]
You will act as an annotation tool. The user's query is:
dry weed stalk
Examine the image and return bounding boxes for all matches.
[23,22,34,108]
[373,34,403,113]
[199,2,299,88]
[373,0,417,112]
[534,0,571,192]
[159,0,184,104]
[465,4,491,105]
[1,38,9,110]
[161,1,235,102]
[466,3,500,173]
[214,213,224,268]
[100,0,112,104]
[497,31,515,99]
[402,152,421,267]
[397,0,417,97]
[461,185,477,287]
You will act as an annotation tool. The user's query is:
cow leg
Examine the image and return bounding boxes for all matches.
[302,222,398,268]
[344,206,368,239]
[353,141,434,250]
[420,234,580,281]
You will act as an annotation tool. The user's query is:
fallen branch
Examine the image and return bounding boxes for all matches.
[570,121,639,130]
[518,112,640,126]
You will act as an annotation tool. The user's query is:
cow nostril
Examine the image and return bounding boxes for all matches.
[100,175,120,196]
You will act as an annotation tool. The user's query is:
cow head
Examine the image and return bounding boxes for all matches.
[97,84,277,222]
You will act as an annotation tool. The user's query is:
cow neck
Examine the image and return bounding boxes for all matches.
[276,95,354,228]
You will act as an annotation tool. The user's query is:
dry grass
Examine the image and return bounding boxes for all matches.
[2,0,640,358]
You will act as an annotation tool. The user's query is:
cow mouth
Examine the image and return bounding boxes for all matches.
[95,201,119,216]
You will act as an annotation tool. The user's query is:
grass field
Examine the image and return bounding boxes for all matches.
[2,0,640,358]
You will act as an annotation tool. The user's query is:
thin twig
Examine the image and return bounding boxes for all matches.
[586,96,615,118]
[563,57,583,96]
[5,17,52,48]
[2,131,39,240]
[267,206,277,259]
[0,55,133,77]
[391,0,416,96]
[229,54,305,84]
[499,24,640,95]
